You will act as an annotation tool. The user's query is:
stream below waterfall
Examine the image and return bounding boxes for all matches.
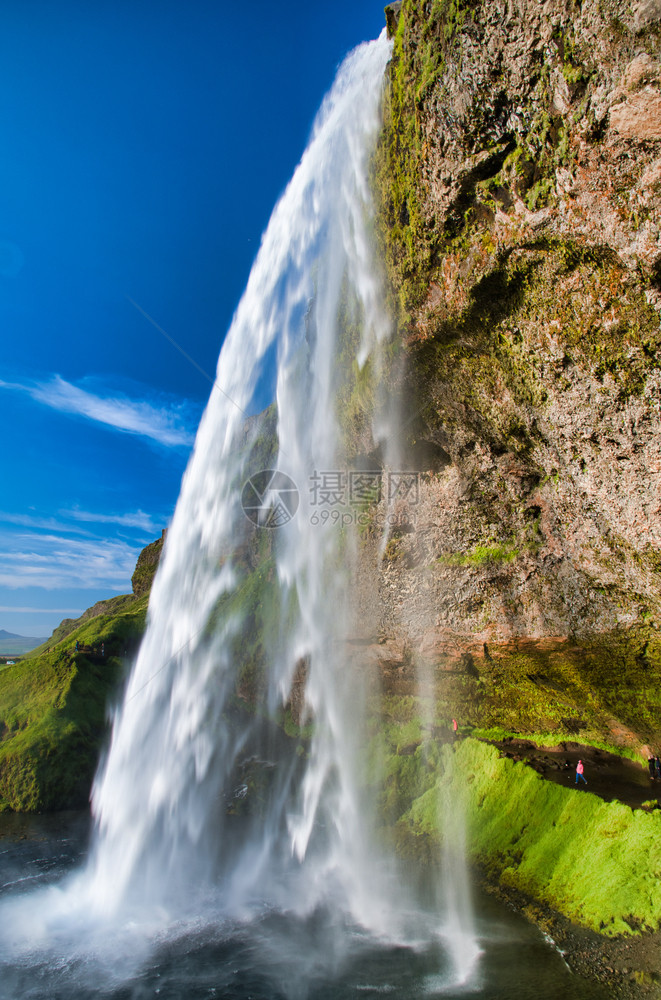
[0,811,611,1000]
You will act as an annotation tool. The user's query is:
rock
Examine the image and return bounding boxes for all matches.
[384,1,403,38]
[367,0,661,755]
[639,157,661,193]
[131,534,165,596]
[610,89,661,140]
[633,0,661,31]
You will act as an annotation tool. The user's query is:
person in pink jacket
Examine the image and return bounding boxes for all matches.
[575,759,587,785]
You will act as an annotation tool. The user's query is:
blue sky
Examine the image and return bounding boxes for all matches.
[0,0,389,637]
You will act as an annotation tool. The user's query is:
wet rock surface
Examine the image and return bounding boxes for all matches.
[363,0,661,752]
[483,875,661,999]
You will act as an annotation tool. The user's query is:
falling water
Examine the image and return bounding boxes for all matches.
[86,28,398,926]
[0,30,484,998]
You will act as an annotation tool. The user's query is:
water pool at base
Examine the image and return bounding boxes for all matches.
[0,811,610,1000]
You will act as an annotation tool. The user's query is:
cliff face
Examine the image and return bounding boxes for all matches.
[131,532,166,597]
[366,0,661,751]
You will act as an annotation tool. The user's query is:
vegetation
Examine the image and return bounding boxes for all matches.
[131,535,165,596]
[421,630,661,748]
[436,540,520,567]
[369,693,661,935]
[0,595,148,811]
[3,11,661,984]
[396,738,661,936]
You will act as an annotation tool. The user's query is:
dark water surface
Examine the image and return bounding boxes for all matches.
[0,811,611,1000]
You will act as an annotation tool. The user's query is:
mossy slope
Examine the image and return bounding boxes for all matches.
[0,583,150,811]
[390,736,661,936]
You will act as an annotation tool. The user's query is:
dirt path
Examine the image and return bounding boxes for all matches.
[487,737,661,811]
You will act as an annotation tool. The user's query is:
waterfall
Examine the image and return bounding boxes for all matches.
[0,29,480,997]
[84,28,396,925]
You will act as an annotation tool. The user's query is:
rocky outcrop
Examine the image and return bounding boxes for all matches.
[131,531,166,597]
[368,0,661,753]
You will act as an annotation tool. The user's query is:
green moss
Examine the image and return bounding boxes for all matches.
[374,0,477,326]
[437,540,520,567]
[469,727,641,763]
[0,597,148,811]
[371,629,661,754]
[398,739,661,936]
[371,698,661,933]
[403,237,661,471]
[553,24,593,90]
[373,3,617,333]
[525,176,556,212]
[281,708,313,741]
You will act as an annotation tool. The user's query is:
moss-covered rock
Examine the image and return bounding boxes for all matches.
[395,738,661,937]
[364,0,661,762]
[358,6,661,969]
[131,533,165,597]
[0,596,148,811]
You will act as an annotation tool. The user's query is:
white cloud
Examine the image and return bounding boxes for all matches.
[0,530,140,591]
[61,508,161,533]
[0,508,162,539]
[0,511,84,533]
[0,605,83,614]
[0,374,195,448]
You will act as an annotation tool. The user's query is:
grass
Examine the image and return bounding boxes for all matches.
[395,738,661,935]
[369,694,661,935]
[0,595,148,811]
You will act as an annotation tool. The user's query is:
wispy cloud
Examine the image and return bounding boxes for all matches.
[0,605,83,614]
[0,374,195,448]
[0,508,162,539]
[0,530,140,591]
[61,507,161,533]
[0,511,83,533]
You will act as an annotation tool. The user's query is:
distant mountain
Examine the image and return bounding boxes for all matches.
[0,630,49,655]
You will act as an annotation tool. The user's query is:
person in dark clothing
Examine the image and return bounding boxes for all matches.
[649,756,657,779]
[656,756,661,780]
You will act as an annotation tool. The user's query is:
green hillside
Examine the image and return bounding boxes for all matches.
[0,538,162,812]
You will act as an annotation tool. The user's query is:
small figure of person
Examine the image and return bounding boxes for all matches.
[75,640,79,652]
[575,759,587,785]
[101,643,105,658]
[655,756,661,780]
[452,718,458,739]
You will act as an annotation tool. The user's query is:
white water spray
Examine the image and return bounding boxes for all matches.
[84,30,397,926]
[0,30,480,996]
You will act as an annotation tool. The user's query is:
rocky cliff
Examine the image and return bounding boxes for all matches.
[362,0,661,756]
